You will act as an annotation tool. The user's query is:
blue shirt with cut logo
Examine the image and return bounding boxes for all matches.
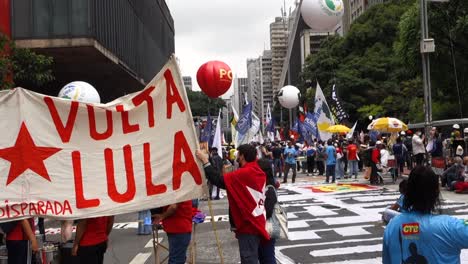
[283,147,297,165]
[325,146,336,165]
[383,212,468,264]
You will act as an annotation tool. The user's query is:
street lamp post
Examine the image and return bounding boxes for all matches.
[420,0,433,136]
[420,0,450,135]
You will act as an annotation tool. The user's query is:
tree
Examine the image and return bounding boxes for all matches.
[299,0,468,124]
[1,33,54,90]
[185,88,226,117]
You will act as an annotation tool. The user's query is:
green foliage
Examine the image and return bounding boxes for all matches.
[186,88,226,117]
[299,0,468,124]
[0,33,54,90]
[357,104,384,121]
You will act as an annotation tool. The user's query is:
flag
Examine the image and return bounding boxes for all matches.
[237,112,260,145]
[275,129,281,141]
[347,122,357,139]
[200,113,212,143]
[265,103,275,142]
[236,102,252,135]
[304,112,319,140]
[231,105,239,147]
[313,82,335,141]
[212,110,223,158]
[331,84,350,124]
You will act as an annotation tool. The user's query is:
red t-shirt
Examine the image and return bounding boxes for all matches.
[162,200,193,234]
[79,216,111,246]
[7,219,35,241]
[347,144,358,161]
[224,161,269,241]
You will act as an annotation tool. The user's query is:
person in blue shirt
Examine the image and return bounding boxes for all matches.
[383,166,468,264]
[325,140,337,183]
[382,179,408,224]
[283,141,297,183]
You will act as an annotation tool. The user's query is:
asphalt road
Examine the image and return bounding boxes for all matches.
[39,172,468,264]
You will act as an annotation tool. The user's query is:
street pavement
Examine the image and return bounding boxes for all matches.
[41,170,468,264]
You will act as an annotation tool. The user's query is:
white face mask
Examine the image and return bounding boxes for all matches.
[416,132,422,136]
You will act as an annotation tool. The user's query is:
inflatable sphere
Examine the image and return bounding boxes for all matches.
[278,85,301,109]
[301,0,344,31]
[58,81,101,103]
[196,61,233,98]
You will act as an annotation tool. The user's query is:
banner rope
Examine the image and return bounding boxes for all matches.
[206,190,225,264]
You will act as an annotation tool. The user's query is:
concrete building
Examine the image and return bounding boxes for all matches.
[279,4,335,90]
[183,76,192,91]
[300,30,335,66]
[221,98,232,133]
[349,0,387,25]
[233,77,248,113]
[1,0,174,102]
[247,58,261,119]
[270,17,289,96]
[260,50,273,123]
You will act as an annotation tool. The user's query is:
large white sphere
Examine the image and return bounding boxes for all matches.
[58,81,101,103]
[301,0,344,31]
[278,85,301,109]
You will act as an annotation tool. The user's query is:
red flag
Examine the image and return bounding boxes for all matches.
[223,162,269,240]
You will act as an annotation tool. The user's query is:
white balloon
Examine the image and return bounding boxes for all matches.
[278,85,301,109]
[58,81,101,103]
[301,0,344,31]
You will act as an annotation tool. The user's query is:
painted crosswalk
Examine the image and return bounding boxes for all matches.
[275,184,468,263]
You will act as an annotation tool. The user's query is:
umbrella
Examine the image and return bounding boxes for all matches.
[367,117,408,133]
[326,124,351,133]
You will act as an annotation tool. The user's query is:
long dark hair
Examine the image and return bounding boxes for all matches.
[403,166,441,214]
[257,158,276,186]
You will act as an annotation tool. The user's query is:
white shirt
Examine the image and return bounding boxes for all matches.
[380,149,390,167]
[412,135,425,155]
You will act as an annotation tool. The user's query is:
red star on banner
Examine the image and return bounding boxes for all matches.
[0,122,62,185]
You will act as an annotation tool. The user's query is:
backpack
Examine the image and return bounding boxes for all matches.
[0,221,19,235]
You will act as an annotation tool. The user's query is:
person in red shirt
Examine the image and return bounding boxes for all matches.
[72,216,114,264]
[152,200,193,264]
[6,219,38,264]
[196,144,269,264]
[347,139,359,179]
[369,141,382,185]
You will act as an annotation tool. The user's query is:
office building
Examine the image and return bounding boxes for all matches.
[260,50,273,122]
[183,76,192,91]
[2,0,174,102]
[270,17,289,95]
[247,58,261,118]
[233,77,248,113]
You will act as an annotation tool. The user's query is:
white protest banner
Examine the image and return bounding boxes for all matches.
[0,56,204,222]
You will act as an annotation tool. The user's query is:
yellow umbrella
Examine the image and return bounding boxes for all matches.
[367,117,408,133]
[326,124,351,133]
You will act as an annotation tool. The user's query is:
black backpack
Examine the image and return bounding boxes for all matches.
[0,221,19,235]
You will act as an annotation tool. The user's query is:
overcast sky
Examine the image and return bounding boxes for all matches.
[166,0,297,98]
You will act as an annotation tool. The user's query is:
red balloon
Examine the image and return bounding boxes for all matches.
[196,61,233,98]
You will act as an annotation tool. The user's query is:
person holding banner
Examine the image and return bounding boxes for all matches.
[6,219,39,264]
[196,144,269,264]
[152,201,193,264]
[72,216,114,264]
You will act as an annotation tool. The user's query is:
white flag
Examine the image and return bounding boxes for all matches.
[266,103,274,142]
[347,122,357,139]
[212,110,223,158]
[314,82,335,141]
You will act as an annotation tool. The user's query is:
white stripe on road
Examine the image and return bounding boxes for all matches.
[305,205,338,216]
[129,252,152,264]
[351,195,399,202]
[288,225,374,241]
[323,258,383,264]
[144,238,163,248]
[310,244,382,257]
